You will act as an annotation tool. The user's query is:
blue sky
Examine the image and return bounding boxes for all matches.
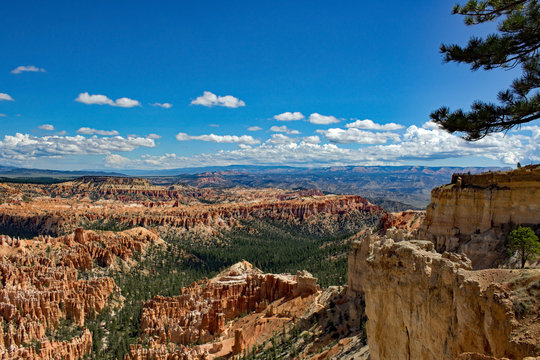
[0,0,538,170]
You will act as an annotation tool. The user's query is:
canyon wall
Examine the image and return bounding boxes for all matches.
[419,165,540,268]
[0,193,384,237]
[348,235,540,360]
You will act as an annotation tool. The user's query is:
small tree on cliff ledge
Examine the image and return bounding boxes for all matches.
[431,0,540,140]
[508,225,540,268]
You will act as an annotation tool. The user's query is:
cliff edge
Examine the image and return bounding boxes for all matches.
[348,235,540,360]
[419,165,540,269]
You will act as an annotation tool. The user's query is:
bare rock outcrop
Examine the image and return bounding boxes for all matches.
[419,165,540,268]
[348,235,540,360]
[127,261,320,359]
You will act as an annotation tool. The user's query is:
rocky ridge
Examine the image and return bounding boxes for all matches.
[419,165,540,269]
[127,261,321,359]
[348,233,540,360]
[0,189,384,238]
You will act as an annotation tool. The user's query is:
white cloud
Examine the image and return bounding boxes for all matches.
[0,93,14,102]
[56,130,67,135]
[274,112,304,121]
[0,114,6,117]
[77,127,120,136]
[103,121,540,169]
[11,65,46,74]
[75,92,141,108]
[247,126,262,131]
[0,133,155,163]
[309,113,340,125]
[175,132,260,145]
[302,135,321,144]
[147,133,162,139]
[267,134,298,145]
[346,119,404,131]
[152,102,173,108]
[209,124,220,127]
[105,154,132,167]
[317,128,401,144]
[270,125,301,135]
[191,91,245,108]
[38,124,55,131]
[115,97,141,108]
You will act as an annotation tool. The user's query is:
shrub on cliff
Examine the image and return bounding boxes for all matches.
[508,225,540,268]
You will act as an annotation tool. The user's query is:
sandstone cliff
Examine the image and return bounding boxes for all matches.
[348,235,540,360]
[419,165,540,269]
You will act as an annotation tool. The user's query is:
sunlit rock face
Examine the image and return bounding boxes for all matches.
[127,261,321,359]
[419,165,540,269]
[0,177,385,238]
[348,235,540,360]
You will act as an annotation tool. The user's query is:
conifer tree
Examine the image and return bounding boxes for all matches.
[431,0,540,140]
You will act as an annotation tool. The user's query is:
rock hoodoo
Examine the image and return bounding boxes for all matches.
[128,261,321,359]
[0,227,162,359]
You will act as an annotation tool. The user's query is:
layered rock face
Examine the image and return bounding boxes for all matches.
[127,261,320,359]
[348,235,540,360]
[0,227,161,359]
[419,165,540,268]
[0,189,383,238]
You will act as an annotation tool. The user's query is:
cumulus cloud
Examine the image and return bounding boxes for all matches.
[115,97,141,108]
[77,127,120,136]
[302,136,321,144]
[317,128,400,144]
[11,65,46,74]
[267,134,298,145]
[103,121,540,169]
[75,92,141,108]
[38,124,55,131]
[274,112,304,121]
[309,113,340,125]
[147,133,162,139]
[104,154,132,167]
[247,126,262,131]
[175,132,260,145]
[152,102,173,108]
[270,125,301,135]
[0,133,155,163]
[346,119,404,131]
[191,91,245,108]
[0,93,14,102]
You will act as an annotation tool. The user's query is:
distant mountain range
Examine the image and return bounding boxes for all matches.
[0,165,509,209]
[0,166,125,182]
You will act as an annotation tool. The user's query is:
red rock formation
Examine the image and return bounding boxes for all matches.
[0,228,162,359]
[127,261,320,360]
[0,329,92,360]
[0,191,384,237]
[379,210,425,233]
